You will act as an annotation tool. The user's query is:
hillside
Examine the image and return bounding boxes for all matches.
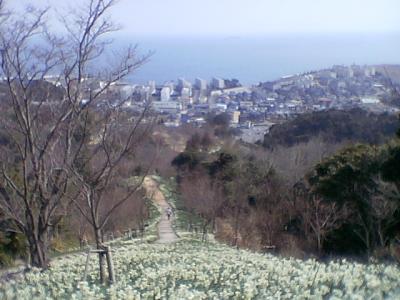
[1,175,400,299]
[1,239,400,299]
[263,108,398,149]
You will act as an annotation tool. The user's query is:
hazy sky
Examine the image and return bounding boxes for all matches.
[8,0,400,36]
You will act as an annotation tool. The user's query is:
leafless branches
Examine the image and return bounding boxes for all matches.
[180,173,223,240]
[0,0,152,269]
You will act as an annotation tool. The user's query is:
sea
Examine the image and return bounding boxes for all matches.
[111,33,400,86]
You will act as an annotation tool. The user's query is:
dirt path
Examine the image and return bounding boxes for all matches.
[143,177,178,244]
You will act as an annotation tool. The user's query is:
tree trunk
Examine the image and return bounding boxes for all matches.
[202,219,209,242]
[26,212,50,269]
[27,231,49,268]
[316,232,322,255]
[377,223,386,247]
[94,228,106,283]
[233,207,240,247]
[211,218,216,234]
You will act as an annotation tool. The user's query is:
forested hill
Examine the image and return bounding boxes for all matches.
[263,108,398,149]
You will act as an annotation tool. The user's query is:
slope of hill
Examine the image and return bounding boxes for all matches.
[1,239,400,299]
[263,108,398,149]
[1,177,400,299]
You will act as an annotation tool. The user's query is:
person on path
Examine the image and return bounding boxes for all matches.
[166,207,173,220]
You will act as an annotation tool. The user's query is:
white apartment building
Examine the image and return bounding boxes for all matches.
[161,86,172,102]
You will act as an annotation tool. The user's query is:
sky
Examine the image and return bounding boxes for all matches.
[8,0,400,36]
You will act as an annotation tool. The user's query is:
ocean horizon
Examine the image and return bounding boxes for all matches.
[110,33,400,85]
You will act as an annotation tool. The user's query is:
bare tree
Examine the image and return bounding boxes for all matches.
[70,105,156,283]
[0,0,150,268]
[369,179,399,248]
[230,179,249,247]
[103,187,149,237]
[255,180,287,249]
[298,195,347,254]
[180,174,223,241]
[68,205,90,248]
[269,136,347,185]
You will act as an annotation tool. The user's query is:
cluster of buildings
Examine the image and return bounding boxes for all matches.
[108,77,252,128]
[39,65,400,143]
[257,65,398,118]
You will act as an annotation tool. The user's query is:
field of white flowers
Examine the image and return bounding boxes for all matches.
[1,238,400,299]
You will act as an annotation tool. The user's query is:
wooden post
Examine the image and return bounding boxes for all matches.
[83,248,91,281]
[105,246,116,284]
[140,227,144,237]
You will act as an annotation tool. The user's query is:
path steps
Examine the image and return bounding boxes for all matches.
[143,177,178,244]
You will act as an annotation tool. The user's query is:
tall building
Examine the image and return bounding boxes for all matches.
[178,78,192,90]
[161,86,171,102]
[211,77,225,89]
[181,87,191,99]
[364,66,376,77]
[163,81,175,92]
[148,80,156,94]
[195,78,207,91]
